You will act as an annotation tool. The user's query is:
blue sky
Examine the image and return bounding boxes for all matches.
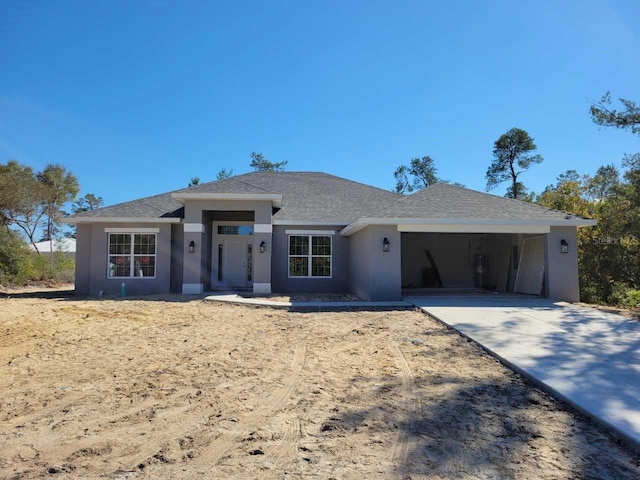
[1,0,639,207]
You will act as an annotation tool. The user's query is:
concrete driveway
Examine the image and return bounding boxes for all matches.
[408,295,640,451]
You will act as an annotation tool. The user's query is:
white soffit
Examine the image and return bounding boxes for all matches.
[398,224,551,234]
[341,217,597,236]
[272,220,351,226]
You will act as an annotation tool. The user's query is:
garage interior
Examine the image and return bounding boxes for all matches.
[401,232,547,295]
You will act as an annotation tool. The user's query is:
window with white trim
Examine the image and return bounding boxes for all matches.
[108,233,156,278]
[288,235,331,277]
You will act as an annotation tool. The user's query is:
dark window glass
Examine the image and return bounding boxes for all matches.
[217,225,253,235]
[289,257,309,277]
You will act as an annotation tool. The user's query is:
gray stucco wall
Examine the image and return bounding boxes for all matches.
[367,226,402,300]
[349,228,370,299]
[271,225,350,293]
[74,224,93,295]
[349,225,402,301]
[75,222,172,296]
[545,226,580,302]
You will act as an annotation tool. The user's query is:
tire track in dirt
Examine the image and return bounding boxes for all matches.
[34,365,281,468]
[389,344,420,470]
[258,416,302,476]
[91,371,284,468]
[192,343,307,468]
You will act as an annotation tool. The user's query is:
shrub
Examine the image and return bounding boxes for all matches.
[0,228,35,284]
[607,282,640,309]
[0,230,75,285]
[620,289,640,309]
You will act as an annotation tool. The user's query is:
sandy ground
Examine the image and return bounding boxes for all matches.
[0,289,639,479]
[239,293,362,303]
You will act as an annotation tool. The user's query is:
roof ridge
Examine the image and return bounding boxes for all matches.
[314,172,403,196]
[225,175,278,194]
[364,183,432,216]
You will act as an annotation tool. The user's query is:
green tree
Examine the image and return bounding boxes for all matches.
[590,92,640,136]
[249,152,287,172]
[0,160,48,252]
[188,177,201,187]
[217,167,234,180]
[486,128,543,200]
[37,164,79,244]
[394,156,439,194]
[72,193,104,214]
[66,193,104,239]
[585,164,619,203]
[536,171,591,217]
[536,160,640,305]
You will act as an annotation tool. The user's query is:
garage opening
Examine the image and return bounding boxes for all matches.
[401,232,546,295]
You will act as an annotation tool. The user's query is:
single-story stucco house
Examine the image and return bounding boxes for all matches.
[63,172,596,301]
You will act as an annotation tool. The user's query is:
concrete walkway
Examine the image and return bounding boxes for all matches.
[408,295,640,451]
[205,293,412,309]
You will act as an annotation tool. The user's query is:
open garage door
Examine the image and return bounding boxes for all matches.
[401,233,514,291]
[401,232,547,296]
[514,235,545,295]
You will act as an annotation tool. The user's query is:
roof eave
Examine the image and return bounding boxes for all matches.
[62,217,182,225]
[272,219,352,226]
[340,217,597,236]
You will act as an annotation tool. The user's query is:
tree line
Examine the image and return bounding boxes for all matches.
[0,162,102,282]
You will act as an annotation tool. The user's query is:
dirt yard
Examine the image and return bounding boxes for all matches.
[1,289,638,479]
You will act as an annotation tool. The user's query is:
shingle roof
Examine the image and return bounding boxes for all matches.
[68,172,400,223]
[69,191,184,219]
[196,172,400,222]
[367,183,587,221]
[67,173,591,224]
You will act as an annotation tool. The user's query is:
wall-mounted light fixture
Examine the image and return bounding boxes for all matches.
[560,239,568,254]
[259,240,267,254]
[382,237,390,252]
[189,240,196,253]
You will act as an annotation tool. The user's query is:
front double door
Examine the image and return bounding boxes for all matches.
[217,236,253,289]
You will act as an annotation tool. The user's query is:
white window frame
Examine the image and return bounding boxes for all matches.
[288,234,332,279]
[107,233,157,279]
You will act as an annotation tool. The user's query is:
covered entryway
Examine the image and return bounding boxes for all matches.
[401,231,547,295]
[212,222,254,290]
